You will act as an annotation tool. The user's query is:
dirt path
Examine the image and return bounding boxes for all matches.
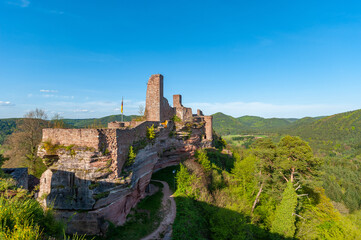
[141,180,176,240]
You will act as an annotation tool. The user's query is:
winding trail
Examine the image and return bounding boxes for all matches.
[141,180,176,240]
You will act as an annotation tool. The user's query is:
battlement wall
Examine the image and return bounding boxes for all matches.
[173,94,192,122]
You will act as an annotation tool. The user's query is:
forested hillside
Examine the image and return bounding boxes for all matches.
[212,112,321,135]
[63,114,137,128]
[0,119,16,144]
[214,108,361,232]
[284,109,361,152]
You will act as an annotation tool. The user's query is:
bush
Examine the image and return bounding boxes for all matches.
[146,124,156,141]
[125,146,136,167]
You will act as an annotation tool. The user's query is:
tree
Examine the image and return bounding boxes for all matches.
[51,113,65,128]
[271,181,298,238]
[4,109,48,176]
[249,138,277,212]
[276,135,322,185]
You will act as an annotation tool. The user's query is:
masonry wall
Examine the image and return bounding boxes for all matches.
[42,121,160,177]
[115,121,159,173]
[173,94,192,122]
[173,95,182,107]
[42,129,101,150]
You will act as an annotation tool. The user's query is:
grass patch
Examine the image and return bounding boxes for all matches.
[104,181,164,240]
[223,134,266,148]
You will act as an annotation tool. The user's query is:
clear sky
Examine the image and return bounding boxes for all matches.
[1,0,361,119]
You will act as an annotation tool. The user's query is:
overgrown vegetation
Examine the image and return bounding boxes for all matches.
[104,181,164,240]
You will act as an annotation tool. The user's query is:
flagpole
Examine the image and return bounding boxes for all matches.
[121,97,124,122]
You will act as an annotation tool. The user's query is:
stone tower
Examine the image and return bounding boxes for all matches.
[145,74,173,122]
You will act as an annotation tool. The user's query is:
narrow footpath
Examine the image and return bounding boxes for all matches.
[141,180,176,240]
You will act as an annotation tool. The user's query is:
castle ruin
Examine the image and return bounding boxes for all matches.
[37,74,213,235]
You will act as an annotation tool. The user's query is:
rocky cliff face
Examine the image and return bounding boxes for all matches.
[37,119,211,235]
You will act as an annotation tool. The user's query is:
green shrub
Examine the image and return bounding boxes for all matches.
[146,124,156,141]
[171,115,182,123]
[125,146,136,167]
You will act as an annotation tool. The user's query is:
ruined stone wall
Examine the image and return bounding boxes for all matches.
[161,98,174,122]
[173,95,182,107]
[204,116,213,141]
[41,121,159,177]
[42,129,101,150]
[173,94,193,122]
[115,121,159,174]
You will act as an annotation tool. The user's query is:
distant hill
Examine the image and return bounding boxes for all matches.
[284,109,361,151]
[212,113,249,135]
[63,114,137,128]
[212,112,321,135]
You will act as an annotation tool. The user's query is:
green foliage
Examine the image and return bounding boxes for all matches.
[62,114,137,128]
[0,119,16,145]
[276,135,322,185]
[232,154,258,198]
[172,197,208,240]
[214,135,227,150]
[196,149,212,172]
[0,153,8,169]
[93,191,110,201]
[125,146,136,167]
[146,124,156,141]
[271,181,298,238]
[175,164,199,198]
[171,115,182,123]
[105,181,163,240]
[212,112,307,136]
[0,178,64,239]
[151,165,179,192]
[206,149,235,172]
[88,182,99,190]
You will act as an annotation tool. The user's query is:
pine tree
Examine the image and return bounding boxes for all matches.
[271,181,298,238]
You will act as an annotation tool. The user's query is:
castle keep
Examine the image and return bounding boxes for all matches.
[37,74,213,235]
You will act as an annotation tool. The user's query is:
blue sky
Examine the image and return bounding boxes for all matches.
[1,0,361,119]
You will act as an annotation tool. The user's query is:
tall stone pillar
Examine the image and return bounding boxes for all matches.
[204,116,213,141]
[145,74,164,122]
